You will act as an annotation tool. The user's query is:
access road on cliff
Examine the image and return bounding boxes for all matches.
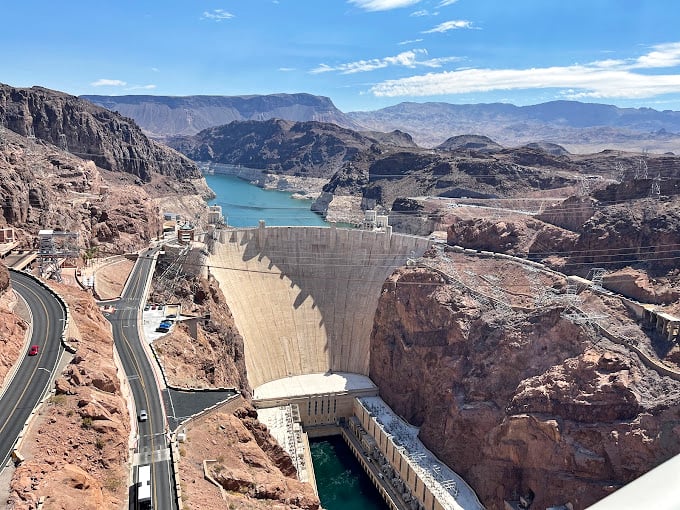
[0,270,66,472]
[104,251,177,510]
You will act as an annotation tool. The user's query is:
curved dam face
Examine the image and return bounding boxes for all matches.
[209,225,430,389]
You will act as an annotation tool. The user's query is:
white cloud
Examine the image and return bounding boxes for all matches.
[279,67,296,72]
[347,0,421,11]
[423,19,474,33]
[589,59,627,69]
[632,41,680,68]
[398,38,424,45]
[370,64,680,100]
[367,41,680,101]
[201,9,234,21]
[91,79,127,87]
[411,9,438,17]
[311,49,461,74]
[438,0,458,5]
[126,84,157,91]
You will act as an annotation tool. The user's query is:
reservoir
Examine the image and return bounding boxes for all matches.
[205,173,327,227]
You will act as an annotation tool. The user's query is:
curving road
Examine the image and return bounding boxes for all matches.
[0,270,65,471]
[104,251,176,510]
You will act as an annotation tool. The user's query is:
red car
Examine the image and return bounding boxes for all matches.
[28,345,39,356]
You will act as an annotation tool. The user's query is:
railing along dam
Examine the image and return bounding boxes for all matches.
[209,223,431,389]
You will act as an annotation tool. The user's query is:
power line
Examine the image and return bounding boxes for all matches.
[142,252,680,284]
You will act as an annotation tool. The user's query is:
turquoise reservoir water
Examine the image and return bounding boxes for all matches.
[311,436,389,510]
[205,173,327,227]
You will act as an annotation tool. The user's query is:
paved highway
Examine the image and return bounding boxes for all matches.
[105,251,176,510]
[0,270,65,471]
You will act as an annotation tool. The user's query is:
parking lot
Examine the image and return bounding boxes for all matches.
[141,303,177,343]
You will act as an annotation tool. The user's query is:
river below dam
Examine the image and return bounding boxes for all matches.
[311,437,389,510]
[204,172,387,509]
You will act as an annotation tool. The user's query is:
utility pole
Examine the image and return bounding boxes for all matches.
[0,97,6,149]
[651,174,661,199]
[634,157,648,180]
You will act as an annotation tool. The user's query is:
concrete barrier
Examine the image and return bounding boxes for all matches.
[596,323,680,381]
[0,289,34,400]
[9,269,73,354]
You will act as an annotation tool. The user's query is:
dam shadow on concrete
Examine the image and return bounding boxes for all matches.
[210,225,431,390]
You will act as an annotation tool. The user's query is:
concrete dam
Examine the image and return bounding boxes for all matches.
[209,223,431,390]
[208,224,487,510]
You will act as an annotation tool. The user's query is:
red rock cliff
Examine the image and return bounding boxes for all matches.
[369,256,680,510]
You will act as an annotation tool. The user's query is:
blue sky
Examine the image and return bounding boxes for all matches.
[3,0,680,112]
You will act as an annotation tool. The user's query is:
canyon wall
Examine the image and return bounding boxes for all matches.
[369,257,680,510]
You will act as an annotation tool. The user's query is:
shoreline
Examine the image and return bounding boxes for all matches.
[199,161,327,199]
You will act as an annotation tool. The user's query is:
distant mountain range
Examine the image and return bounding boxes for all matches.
[347,100,680,151]
[82,93,680,153]
[81,93,360,138]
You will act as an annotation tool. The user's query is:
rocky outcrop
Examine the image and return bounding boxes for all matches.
[9,282,130,510]
[445,214,579,259]
[437,134,504,153]
[569,197,680,270]
[170,118,378,179]
[369,256,680,509]
[0,83,200,182]
[0,124,188,253]
[602,267,679,305]
[178,402,320,510]
[537,196,596,231]
[151,274,250,395]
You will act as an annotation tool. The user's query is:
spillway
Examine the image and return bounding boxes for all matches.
[209,223,430,389]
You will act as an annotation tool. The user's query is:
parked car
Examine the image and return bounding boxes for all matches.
[138,410,148,422]
[28,345,39,356]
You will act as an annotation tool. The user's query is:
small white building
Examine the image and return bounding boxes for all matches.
[362,209,389,231]
[207,205,225,225]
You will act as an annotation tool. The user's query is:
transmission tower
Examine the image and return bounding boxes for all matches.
[154,245,191,302]
[588,268,607,289]
[615,162,626,183]
[37,229,80,282]
[634,158,648,180]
